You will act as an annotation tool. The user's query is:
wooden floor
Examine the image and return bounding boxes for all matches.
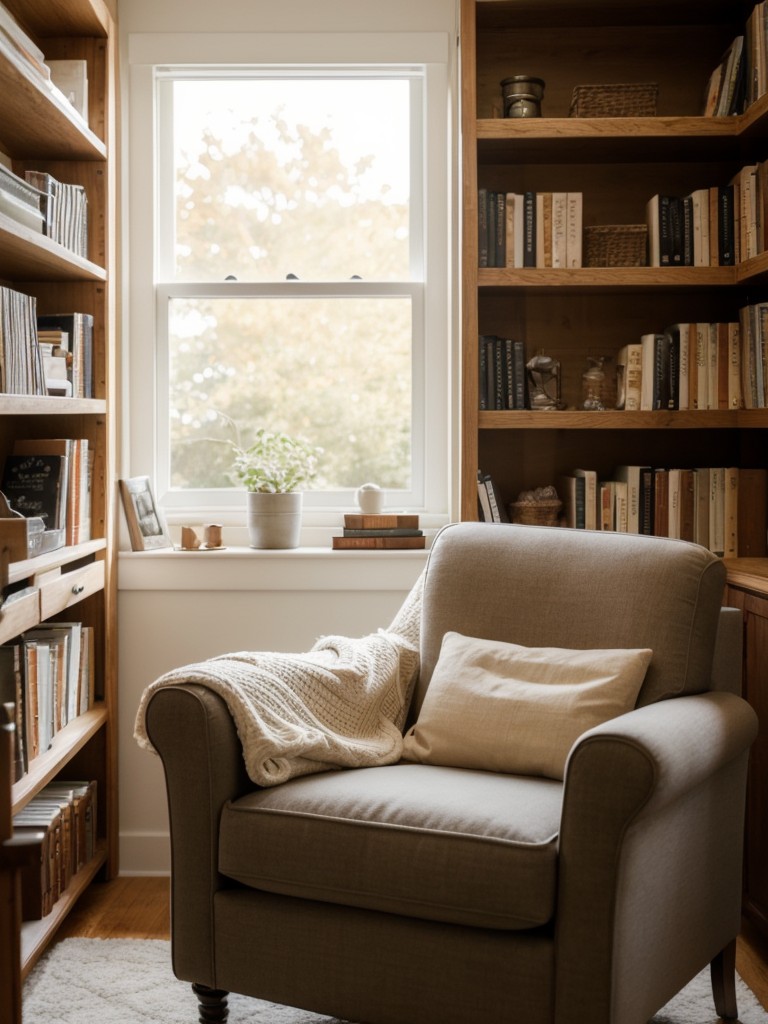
[52,877,768,1011]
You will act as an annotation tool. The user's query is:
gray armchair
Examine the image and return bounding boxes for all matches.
[145,523,757,1024]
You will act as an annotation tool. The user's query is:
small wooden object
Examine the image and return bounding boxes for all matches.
[180,527,201,550]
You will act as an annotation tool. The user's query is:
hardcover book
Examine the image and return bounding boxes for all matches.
[1,453,68,532]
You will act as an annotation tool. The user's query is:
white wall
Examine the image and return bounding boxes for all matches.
[117,0,458,875]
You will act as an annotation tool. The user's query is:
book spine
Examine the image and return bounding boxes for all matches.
[523,192,536,267]
[478,188,489,267]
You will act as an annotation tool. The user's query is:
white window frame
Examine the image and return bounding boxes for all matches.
[126,32,452,530]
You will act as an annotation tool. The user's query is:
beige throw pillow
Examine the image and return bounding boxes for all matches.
[402,632,653,780]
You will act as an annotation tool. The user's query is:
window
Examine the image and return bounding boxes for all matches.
[128,34,451,523]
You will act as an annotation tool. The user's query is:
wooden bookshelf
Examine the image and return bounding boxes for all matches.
[0,0,117,1015]
[460,0,768,534]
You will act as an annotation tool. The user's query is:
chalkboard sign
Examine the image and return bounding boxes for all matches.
[0,454,68,530]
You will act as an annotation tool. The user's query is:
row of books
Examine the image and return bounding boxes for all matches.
[0,286,45,395]
[704,6,768,117]
[479,335,527,410]
[0,162,89,261]
[332,513,425,550]
[647,163,768,268]
[13,780,97,920]
[1,437,93,546]
[616,306,767,413]
[25,170,88,261]
[703,34,748,116]
[559,465,767,558]
[0,622,96,781]
[478,190,583,269]
[0,288,94,398]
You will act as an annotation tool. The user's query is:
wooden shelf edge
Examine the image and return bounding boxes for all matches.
[724,558,768,595]
[478,410,768,429]
[20,841,108,980]
[478,266,738,288]
[476,91,768,144]
[6,538,106,587]
[0,214,106,282]
[477,115,741,141]
[0,396,106,415]
[4,0,112,38]
[476,257,768,289]
[11,705,108,815]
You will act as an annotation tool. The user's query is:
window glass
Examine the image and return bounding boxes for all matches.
[167,294,413,490]
[170,78,411,283]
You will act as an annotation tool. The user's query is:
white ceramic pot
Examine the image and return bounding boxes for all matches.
[247,491,302,549]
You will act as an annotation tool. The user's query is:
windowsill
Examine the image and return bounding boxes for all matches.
[117,543,430,591]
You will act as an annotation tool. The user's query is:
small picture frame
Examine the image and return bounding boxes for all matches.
[119,476,172,551]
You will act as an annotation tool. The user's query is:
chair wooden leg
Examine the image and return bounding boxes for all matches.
[710,938,738,1021]
[192,983,229,1023]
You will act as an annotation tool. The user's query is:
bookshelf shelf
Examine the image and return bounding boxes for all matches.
[0,43,106,160]
[0,1,117,1016]
[478,410,766,431]
[0,395,106,416]
[11,706,108,816]
[3,0,111,38]
[461,0,768,542]
[478,267,738,290]
[0,216,106,282]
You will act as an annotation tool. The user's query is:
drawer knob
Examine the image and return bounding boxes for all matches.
[72,583,85,595]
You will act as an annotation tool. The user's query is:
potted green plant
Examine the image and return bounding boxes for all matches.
[231,429,321,549]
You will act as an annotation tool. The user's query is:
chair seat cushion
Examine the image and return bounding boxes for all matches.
[218,762,562,930]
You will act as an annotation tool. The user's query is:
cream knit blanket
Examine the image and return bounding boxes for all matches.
[134,569,423,787]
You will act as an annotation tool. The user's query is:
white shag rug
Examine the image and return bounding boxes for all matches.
[23,938,768,1024]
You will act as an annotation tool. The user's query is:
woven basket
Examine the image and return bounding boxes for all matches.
[569,83,658,118]
[508,500,562,527]
[585,224,648,268]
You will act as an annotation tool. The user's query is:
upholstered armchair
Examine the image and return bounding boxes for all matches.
[143,523,757,1024]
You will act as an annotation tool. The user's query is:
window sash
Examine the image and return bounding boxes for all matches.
[155,281,426,510]
[126,34,451,523]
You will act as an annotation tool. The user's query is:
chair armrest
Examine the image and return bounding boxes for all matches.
[554,691,758,1024]
[145,684,252,987]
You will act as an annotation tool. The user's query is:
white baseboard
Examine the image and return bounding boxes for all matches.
[119,830,171,875]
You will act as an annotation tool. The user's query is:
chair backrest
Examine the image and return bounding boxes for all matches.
[415,523,726,718]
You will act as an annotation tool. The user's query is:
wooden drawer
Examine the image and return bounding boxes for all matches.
[39,561,104,620]
[0,589,39,645]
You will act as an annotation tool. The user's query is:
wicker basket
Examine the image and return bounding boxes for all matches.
[569,83,658,118]
[508,500,562,527]
[584,224,648,268]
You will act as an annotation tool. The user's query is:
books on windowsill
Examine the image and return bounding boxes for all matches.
[332,513,425,550]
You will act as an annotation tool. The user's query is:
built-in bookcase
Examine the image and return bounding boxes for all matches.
[461,0,768,542]
[0,0,117,1008]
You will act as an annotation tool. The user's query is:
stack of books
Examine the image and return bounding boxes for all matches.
[0,1,51,88]
[0,161,44,235]
[37,312,94,399]
[332,513,425,550]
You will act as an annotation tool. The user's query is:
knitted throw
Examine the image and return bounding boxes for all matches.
[134,569,423,786]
